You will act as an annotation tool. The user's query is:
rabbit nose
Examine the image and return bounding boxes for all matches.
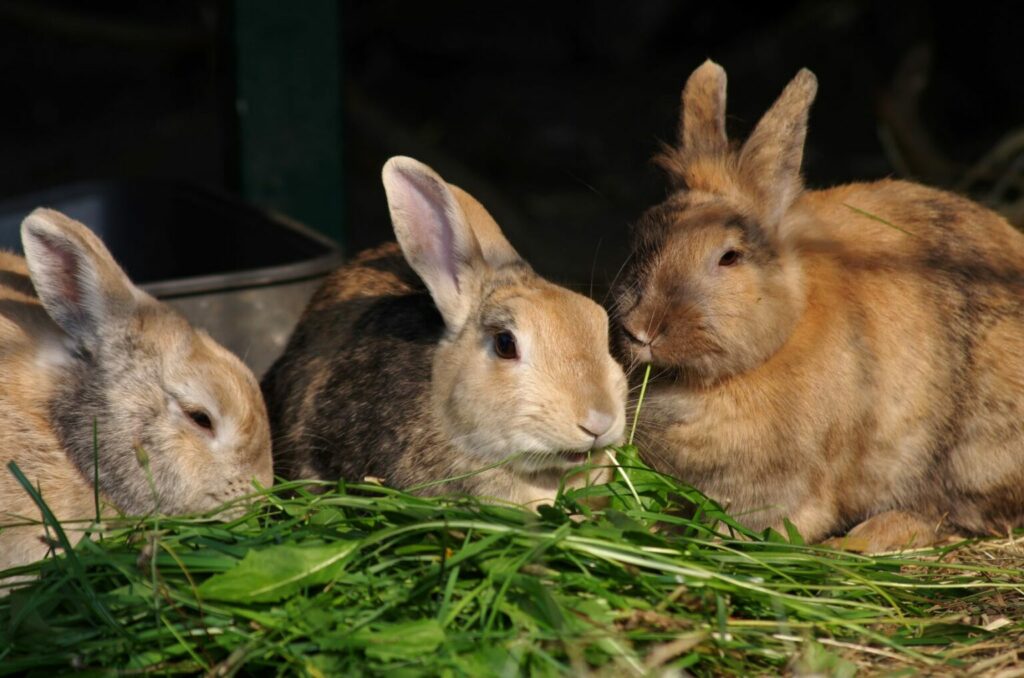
[622,323,647,346]
[622,323,655,362]
[622,324,652,346]
[578,409,615,441]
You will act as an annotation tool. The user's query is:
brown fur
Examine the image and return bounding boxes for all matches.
[1,210,272,573]
[613,62,1024,550]
[263,157,627,507]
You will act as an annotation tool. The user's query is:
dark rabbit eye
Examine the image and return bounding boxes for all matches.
[718,249,742,267]
[187,409,214,433]
[493,331,519,360]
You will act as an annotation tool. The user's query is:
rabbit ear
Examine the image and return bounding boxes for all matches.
[657,60,731,190]
[448,184,522,270]
[680,59,729,158]
[21,208,144,348]
[383,157,486,332]
[738,68,818,226]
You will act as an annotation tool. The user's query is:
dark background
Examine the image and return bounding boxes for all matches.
[2,0,1022,292]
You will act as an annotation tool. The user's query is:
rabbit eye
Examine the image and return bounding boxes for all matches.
[492,331,519,360]
[186,409,215,433]
[718,249,742,267]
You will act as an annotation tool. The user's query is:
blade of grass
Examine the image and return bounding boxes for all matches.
[6,461,125,635]
[628,363,652,446]
[92,418,101,528]
[843,203,917,237]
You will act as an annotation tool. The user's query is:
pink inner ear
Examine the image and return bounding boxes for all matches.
[397,169,461,292]
[36,232,83,305]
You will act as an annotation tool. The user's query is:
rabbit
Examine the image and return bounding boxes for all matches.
[0,209,273,573]
[262,156,627,507]
[611,60,1024,552]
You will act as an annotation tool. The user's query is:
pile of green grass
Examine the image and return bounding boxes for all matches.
[1,444,1021,677]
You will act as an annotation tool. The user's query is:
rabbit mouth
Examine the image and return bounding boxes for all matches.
[530,450,593,471]
[557,451,591,465]
[512,449,598,475]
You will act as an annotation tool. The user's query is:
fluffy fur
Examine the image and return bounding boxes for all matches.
[612,61,1024,551]
[0,209,272,572]
[263,157,627,507]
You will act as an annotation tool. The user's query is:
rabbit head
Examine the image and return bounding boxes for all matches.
[21,208,273,515]
[613,61,818,383]
[382,157,627,475]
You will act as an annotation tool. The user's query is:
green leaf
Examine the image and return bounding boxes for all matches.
[783,518,805,545]
[512,576,567,631]
[604,509,645,534]
[343,619,446,661]
[197,541,357,602]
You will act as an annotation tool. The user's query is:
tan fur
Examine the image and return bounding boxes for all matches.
[263,157,627,506]
[615,63,1024,550]
[0,210,272,573]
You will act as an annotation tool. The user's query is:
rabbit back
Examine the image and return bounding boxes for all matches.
[263,243,450,487]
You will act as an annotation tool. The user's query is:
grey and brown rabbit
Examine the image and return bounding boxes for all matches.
[612,60,1024,551]
[263,157,627,506]
[0,209,272,573]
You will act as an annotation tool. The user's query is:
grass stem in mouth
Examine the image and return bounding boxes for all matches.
[628,363,652,446]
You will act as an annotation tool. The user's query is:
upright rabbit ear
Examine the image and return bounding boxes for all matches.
[738,68,818,226]
[382,157,486,333]
[680,59,729,158]
[21,208,144,348]
[448,184,522,270]
[658,60,730,189]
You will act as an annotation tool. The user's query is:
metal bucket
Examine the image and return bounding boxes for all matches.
[0,181,343,377]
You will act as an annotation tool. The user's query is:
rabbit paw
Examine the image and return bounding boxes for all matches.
[823,510,955,553]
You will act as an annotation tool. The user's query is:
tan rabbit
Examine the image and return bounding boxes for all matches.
[262,156,627,507]
[0,209,272,573]
[612,60,1024,551]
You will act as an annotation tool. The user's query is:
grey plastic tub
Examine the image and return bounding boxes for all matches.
[0,181,343,376]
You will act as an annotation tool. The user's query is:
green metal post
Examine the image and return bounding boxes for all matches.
[232,0,344,244]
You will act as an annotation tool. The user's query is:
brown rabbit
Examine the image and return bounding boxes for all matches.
[612,60,1024,551]
[0,209,272,573]
[262,156,627,507]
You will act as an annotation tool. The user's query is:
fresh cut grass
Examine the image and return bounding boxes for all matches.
[1,450,1022,676]
[1,366,1022,675]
